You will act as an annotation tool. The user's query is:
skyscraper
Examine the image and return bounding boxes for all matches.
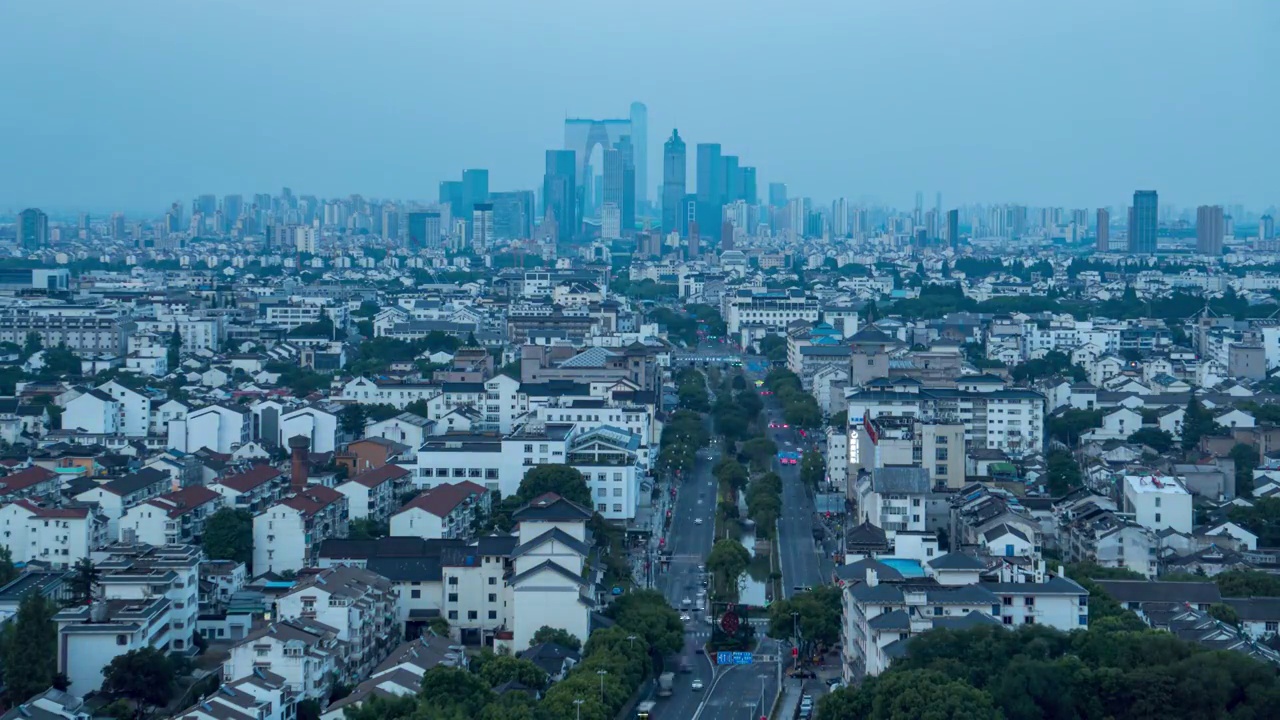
[194,194,217,219]
[1096,208,1110,252]
[768,183,787,209]
[1262,215,1275,241]
[440,181,464,221]
[603,136,635,237]
[740,167,757,206]
[947,209,959,249]
[17,208,48,249]
[662,129,687,236]
[1196,205,1225,256]
[492,191,534,240]
[472,203,493,251]
[629,102,648,209]
[721,155,740,204]
[542,150,577,240]
[1128,190,1158,254]
[462,169,489,235]
[832,198,850,237]
[381,204,400,242]
[406,211,442,248]
[696,143,722,241]
[222,195,244,226]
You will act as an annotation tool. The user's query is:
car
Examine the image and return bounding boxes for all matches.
[693,517,704,525]
[695,647,705,654]
[691,679,704,691]
[680,614,691,622]
[681,597,692,607]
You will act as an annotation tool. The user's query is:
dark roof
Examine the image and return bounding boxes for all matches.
[983,523,1030,544]
[868,467,930,494]
[1094,579,1222,605]
[397,481,487,517]
[927,553,987,571]
[512,492,592,522]
[521,642,581,675]
[367,556,444,583]
[349,463,412,488]
[933,611,1003,630]
[100,468,168,496]
[1223,597,1280,621]
[845,521,889,549]
[511,527,591,559]
[217,464,283,492]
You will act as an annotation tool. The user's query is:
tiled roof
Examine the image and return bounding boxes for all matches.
[148,485,222,518]
[350,464,411,489]
[0,466,56,495]
[397,481,486,518]
[217,464,283,492]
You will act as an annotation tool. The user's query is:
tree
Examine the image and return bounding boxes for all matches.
[22,331,42,359]
[296,699,322,720]
[531,625,582,652]
[41,344,81,377]
[479,656,549,691]
[101,647,176,713]
[339,403,367,436]
[800,450,825,488]
[1208,602,1240,626]
[67,558,100,606]
[1229,442,1260,498]
[731,374,747,390]
[602,589,683,656]
[342,694,419,720]
[517,465,590,507]
[1181,392,1221,452]
[0,546,17,588]
[713,458,749,492]
[418,666,494,716]
[1045,450,1083,496]
[167,328,183,369]
[202,508,254,564]
[706,539,751,601]
[741,436,779,469]
[1047,409,1103,446]
[869,669,1000,720]
[767,586,842,647]
[1211,568,1280,597]
[347,518,388,540]
[1127,427,1175,454]
[0,592,57,705]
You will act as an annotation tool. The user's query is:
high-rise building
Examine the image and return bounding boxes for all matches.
[603,137,635,237]
[721,155,740,204]
[688,222,700,258]
[17,208,48,249]
[1128,190,1158,254]
[440,181,464,221]
[110,212,126,239]
[602,203,621,240]
[696,143,722,241]
[629,102,648,208]
[492,191,534,240]
[381,204,400,242]
[769,183,787,209]
[662,129,687,236]
[1262,215,1275,241]
[542,150,576,239]
[471,203,493,251]
[740,167,757,206]
[462,169,489,235]
[194,194,217,219]
[833,198,850,237]
[681,194,697,239]
[406,211,442,249]
[1096,208,1110,252]
[222,195,244,225]
[787,198,805,239]
[924,209,940,241]
[947,209,959,249]
[1196,205,1225,256]
[720,220,734,251]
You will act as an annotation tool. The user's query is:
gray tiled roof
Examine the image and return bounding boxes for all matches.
[870,467,930,494]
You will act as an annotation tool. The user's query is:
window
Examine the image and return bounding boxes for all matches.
[488,593,497,602]
[936,434,947,445]
[613,504,622,512]
[1079,615,1088,626]
[468,611,478,620]
[488,577,497,585]
[448,577,458,585]
[933,607,942,616]
[485,469,499,480]
[598,504,607,511]
[1155,513,1162,523]
[524,444,533,453]
[936,464,947,477]
[488,610,498,620]
[912,498,921,507]
[1003,615,1013,625]
[1267,622,1278,633]
[448,593,458,602]
[1002,596,1013,606]
[117,634,129,645]
[1024,617,1036,625]
[1155,497,1161,508]
[1025,597,1035,607]
[598,488,607,497]
[935,448,948,461]
[411,589,421,599]
[1078,596,1088,607]
[613,488,623,497]
[448,611,458,620]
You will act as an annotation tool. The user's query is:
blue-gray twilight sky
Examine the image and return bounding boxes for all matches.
[1,0,1275,215]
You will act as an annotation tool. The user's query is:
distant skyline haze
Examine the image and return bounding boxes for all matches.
[0,0,1274,214]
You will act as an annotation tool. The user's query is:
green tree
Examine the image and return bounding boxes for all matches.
[296,699,322,720]
[712,458,749,493]
[531,625,582,652]
[347,518,388,540]
[479,656,548,691]
[67,558,100,606]
[1127,427,1175,454]
[0,546,17,587]
[870,669,1000,720]
[1229,442,1260,498]
[1047,409,1103,446]
[767,585,843,646]
[1182,392,1221,452]
[741,436,779,469]
[41,343,81,377]
[101,647,176,713]
[1208,602,1240,626]
[22,331,42,359]
[1211,568,1280,597]
[339,403,367,436]
[706,539,751,602]
[167,328,183,369]
[517,465,590,507]
[202,508,254,564]
[602,589,683,656]
[800,450,826,488]
[341,694,419,720]
[0,592,57,705]
[418,666,494,716]
[1046,450,1083,496]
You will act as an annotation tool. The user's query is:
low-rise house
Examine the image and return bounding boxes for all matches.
[336,463,412,522]
[73,468,169,539]
[55,598,173,694]
[172,670,296,720]
[212,464,287,514]
[96,543,203,655]
[223,618,344,702]
[0,689,90,720]
[118,485,224,545]
[0,502,107,569]
[0,465,60,503]
[391,481,490,540]
[252,485,349,576]
[320,635,468,720]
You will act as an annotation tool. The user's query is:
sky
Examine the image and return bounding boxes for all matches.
[1,0,1275,216]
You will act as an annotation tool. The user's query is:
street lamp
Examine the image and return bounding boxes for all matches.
[574,698,584,720]
[597,669,608,703]
[627,634,637,650]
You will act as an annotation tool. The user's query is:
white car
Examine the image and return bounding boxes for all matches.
[693,518,704,525]
[691,679,705,691]
[680,614,691,622]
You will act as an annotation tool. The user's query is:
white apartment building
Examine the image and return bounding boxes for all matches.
[336,464,412,522]
[390,481,489,540]
[278,404,340,454]
[95,380,153,437]
[366,412,433,448]
[211,464,287,515]
[169,404,251,454]
[170,670,295,720]
[1123,474,1193,534]
[274,566,397,681]
[0,502,107,569]
[507,493,594,652]
[62,389,120,435]
[73,468,170,540]
[55,598,172,694]
[854,467,930,538]
[723,288,820,337]
[135,315,222,351]
[118,485,224,546]
[845,376,1045,458]
[224,618,343,702]
[96,544,203,655]
[252,485,349,575]
[342,377,439,410]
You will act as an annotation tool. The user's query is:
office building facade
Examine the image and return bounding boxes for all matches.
[542,150,576,238]
[1096,208,1110,252]
[18,208,49,249]
[662,129,687,236]
[1196,205,1225,256]
[1128,190,1158,254]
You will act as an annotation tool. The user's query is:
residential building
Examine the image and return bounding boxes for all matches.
[854,467,930,539]
[0,502,107,569]
[336,463,412,522]
[320,635,469,720]
[390,481,490,540]
[55,598,173,694]
[73,468,170,539]
[1123,474,1193,534]
[252,485,349,575]
[118,485,224,545]
[275,566,397,680]
[223,618,343,702]
[171,670,296,720]
[0,689,89,720]
[211,464,288,514]
[508,493,595,651]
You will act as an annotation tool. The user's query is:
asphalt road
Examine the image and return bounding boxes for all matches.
[649,412,719,719]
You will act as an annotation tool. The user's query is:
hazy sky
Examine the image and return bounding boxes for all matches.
[2,0,1275,215]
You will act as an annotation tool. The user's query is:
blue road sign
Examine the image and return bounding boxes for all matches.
[716,651,754,665]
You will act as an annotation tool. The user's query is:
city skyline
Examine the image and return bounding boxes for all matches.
[1,1,1275,212]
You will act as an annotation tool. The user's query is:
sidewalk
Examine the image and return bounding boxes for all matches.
[772,678,805,720]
